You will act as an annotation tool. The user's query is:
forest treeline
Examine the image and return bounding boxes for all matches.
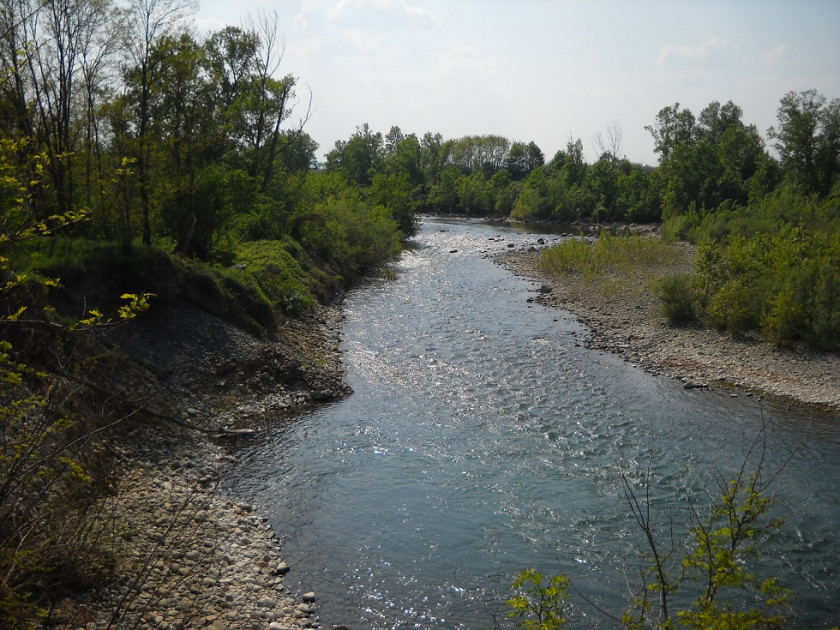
[1,0,838,341]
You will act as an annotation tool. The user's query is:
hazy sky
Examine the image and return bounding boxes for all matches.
[192,0,840,166]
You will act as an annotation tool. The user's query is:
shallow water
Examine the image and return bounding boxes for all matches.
[224,218,840,628]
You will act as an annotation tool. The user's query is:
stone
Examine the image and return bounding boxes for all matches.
[301,592,316,602]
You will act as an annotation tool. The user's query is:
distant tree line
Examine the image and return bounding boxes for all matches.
[323,90,839,231]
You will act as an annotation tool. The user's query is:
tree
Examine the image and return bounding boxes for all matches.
[277,130,318,173]
[594,120,623,162]
[384,124,404,158]
[241,10,312,194]
[326,123,384,186]
[78,0,124,212]
[650,100,770,219]
[507,141,530,180]
[506,141,544,181]
[123,0,196,246]
[559,137,586,188]
[419,131,450,183]
[646,103,696,162]
[369,171,418,237]
[387,133,423,186]
[769,89,840,195]
[0,0,120,215]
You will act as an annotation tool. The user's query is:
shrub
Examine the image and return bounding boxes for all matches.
[231,239,316,317]
[658,273,696,324]
[692,227,840,349]
[507,568,569,629]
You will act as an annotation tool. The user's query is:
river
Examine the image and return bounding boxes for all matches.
[224,217,840,629]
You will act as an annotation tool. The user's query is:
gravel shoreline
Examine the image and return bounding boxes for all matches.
[57,305,350,630]
[497,247,840,412]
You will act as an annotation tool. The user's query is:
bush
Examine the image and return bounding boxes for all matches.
[231,239,316,316]
[692,227,840,349]
[658,273,696,324]
[294,197,402,281]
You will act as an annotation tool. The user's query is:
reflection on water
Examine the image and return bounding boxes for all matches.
[224,218,840,629]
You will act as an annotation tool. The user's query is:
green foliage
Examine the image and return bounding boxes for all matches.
[692,227,840,349]
[672,472,791,629]
[231,239,316,316]
[0,144,127,626]
[658,273,696,324]
[293,196,402,281]
[369,171,420,237]
[507,568,569,629]
[541,233,678,285]
[510,458,789,630]
[621,450,791,630]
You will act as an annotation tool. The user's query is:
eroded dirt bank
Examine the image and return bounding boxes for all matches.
[497,247,840,412]
[58,305,349,630]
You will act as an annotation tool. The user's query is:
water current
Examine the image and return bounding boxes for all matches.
[224,218,840,629]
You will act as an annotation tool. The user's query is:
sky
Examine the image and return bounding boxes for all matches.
[191,0,840,166]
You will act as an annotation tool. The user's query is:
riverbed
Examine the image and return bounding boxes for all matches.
[224,218,840,629]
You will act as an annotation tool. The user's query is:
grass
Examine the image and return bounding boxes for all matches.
[540,232,688,298]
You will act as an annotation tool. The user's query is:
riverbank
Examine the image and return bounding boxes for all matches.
[54,304,350,630]
[497,246,840,412]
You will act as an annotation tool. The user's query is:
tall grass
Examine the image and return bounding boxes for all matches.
[540,232,682,286]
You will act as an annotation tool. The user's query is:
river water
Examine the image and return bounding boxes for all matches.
[224,218,840,629]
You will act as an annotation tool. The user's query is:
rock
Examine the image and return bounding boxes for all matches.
[274,562,290,575]
[302,592,316,602]
[257,597,276,608]
[539,284,553,294]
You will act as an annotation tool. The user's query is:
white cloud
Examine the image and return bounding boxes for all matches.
[656,36,739,65]
[328,0,440,31]
[292,0,321,30]
[433,47,496,80]
[759,43,793,66]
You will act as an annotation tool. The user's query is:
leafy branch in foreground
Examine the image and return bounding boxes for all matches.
[507,568,569,630]
[0,136,157,626]
[509,434,791,629]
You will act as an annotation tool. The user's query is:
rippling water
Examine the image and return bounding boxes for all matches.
[224,218,840,628]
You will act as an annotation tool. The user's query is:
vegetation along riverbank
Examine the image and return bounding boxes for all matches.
[497,233,840,411]
[2,0,839,624]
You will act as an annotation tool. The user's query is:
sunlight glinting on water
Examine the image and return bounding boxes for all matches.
[224,218,840,629]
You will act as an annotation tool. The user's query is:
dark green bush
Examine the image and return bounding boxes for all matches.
[658,273,696,324]
[692,226,840,349]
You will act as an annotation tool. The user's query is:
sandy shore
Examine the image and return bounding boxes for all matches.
[497,247,840,412]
